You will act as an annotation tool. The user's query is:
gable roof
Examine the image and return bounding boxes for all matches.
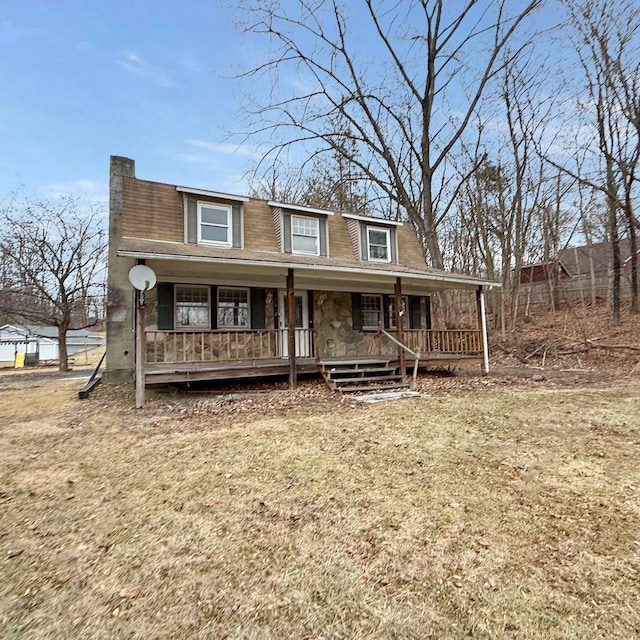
[557,239,634,276]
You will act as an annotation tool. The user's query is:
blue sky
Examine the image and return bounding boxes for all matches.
[0,1,573,210]
[0,1,259,204]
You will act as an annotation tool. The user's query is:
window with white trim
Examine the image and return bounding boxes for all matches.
[217,287,249,328]
[367,226,391,262]
[175,285,210,329]
[291,215,319,255]
[362,294,383,329]
[388,296,409,329]
[198,202,232,247]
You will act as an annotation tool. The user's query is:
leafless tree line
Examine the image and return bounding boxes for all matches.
[237,0,639,329]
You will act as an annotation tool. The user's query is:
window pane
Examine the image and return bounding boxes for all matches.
[201,225,228,243]
[217,287,249,328]
[201,206,228,225]
[368,229,387,245]
[370,244,388,260]
[175,286,209,328]
[362,294,382,328]
[292,234,317,253]
[292,217,317,236]
[177,306,209,327]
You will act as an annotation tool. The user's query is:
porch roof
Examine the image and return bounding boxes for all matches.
[118,236,499,292]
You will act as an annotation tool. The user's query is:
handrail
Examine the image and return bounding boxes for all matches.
[377,323,421,390]
[378,325,418,357]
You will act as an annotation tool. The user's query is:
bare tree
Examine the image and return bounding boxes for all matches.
[237,0,543,277]
[551,0,640,321]
[0,196,107,372]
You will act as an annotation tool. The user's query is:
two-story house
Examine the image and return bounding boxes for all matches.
[106,156,495,392]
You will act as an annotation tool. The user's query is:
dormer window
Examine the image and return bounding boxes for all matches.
[178,187,246,248]
[291,215,320,255]
[270,201,331,256]
[342,213,400,263]
[367,226,391,262]
[198,202,232,247]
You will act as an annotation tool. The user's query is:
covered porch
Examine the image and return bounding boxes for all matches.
[141,325,485,386]
[118,241,495,391]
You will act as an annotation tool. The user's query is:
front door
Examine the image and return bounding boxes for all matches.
[278,290,311,357]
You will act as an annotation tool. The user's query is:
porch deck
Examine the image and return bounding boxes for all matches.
[142,328,483,386]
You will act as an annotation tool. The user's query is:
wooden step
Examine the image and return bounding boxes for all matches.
[327,366,396,377]
[319,358,408,393]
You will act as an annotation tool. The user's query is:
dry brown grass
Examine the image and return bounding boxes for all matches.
[1,375,639,639]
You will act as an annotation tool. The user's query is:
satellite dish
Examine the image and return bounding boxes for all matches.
[128,265,157,291]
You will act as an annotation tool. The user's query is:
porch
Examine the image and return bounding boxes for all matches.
[141,327,483,385]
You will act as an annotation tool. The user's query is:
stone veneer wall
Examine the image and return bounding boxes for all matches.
[313,291,396,359]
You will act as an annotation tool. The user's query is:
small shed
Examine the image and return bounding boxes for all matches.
[0,325,58,363]
[0,325,105,364]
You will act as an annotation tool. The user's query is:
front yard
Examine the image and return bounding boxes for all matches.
[1,374,638,638]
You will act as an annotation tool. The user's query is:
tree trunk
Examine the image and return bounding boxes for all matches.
[57,324,69,373]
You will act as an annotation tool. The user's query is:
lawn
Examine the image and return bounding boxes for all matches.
[1,375,639,639]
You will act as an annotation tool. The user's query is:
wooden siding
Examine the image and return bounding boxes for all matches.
[120,176,428,268]
[122,178,184,242]
[243,199,279,252]
[396,224,427,267]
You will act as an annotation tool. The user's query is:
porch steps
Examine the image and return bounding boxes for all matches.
[319,358,408,393]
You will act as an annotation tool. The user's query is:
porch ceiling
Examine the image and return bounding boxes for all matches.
[117,237,498,293]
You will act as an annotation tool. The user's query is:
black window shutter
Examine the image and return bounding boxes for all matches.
[187,199,197,244]
[157,283,174,330]
[351,293,363,330]
[283,213,292,253]
[250,288,266,329]
[425,295,432,330]
[232,205,242,248]
[409,296,422,329]
[210,286,218,330]
[319,219,328,256]
[383,294,392,329]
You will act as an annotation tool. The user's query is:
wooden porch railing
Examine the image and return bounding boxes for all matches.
[145,329,316,364]
[400,329,482,354]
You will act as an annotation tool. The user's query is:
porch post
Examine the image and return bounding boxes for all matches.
[135,289,146,408]
[476,287,490,375]
[395,277,405,379]
[287,268,297,389]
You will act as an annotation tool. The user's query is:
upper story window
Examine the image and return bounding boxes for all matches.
[175,285,210,329]
[342,213,400,263]
[269,201,331,257]
[179,187,247,249]
[198,202,232,247]
[291,215,320,255]
[367,226,391,262]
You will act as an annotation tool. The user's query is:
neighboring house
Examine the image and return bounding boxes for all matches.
[0,324,105,364]
[106,157,497,390]
[27,326,105,356]
[519,239,638,307]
